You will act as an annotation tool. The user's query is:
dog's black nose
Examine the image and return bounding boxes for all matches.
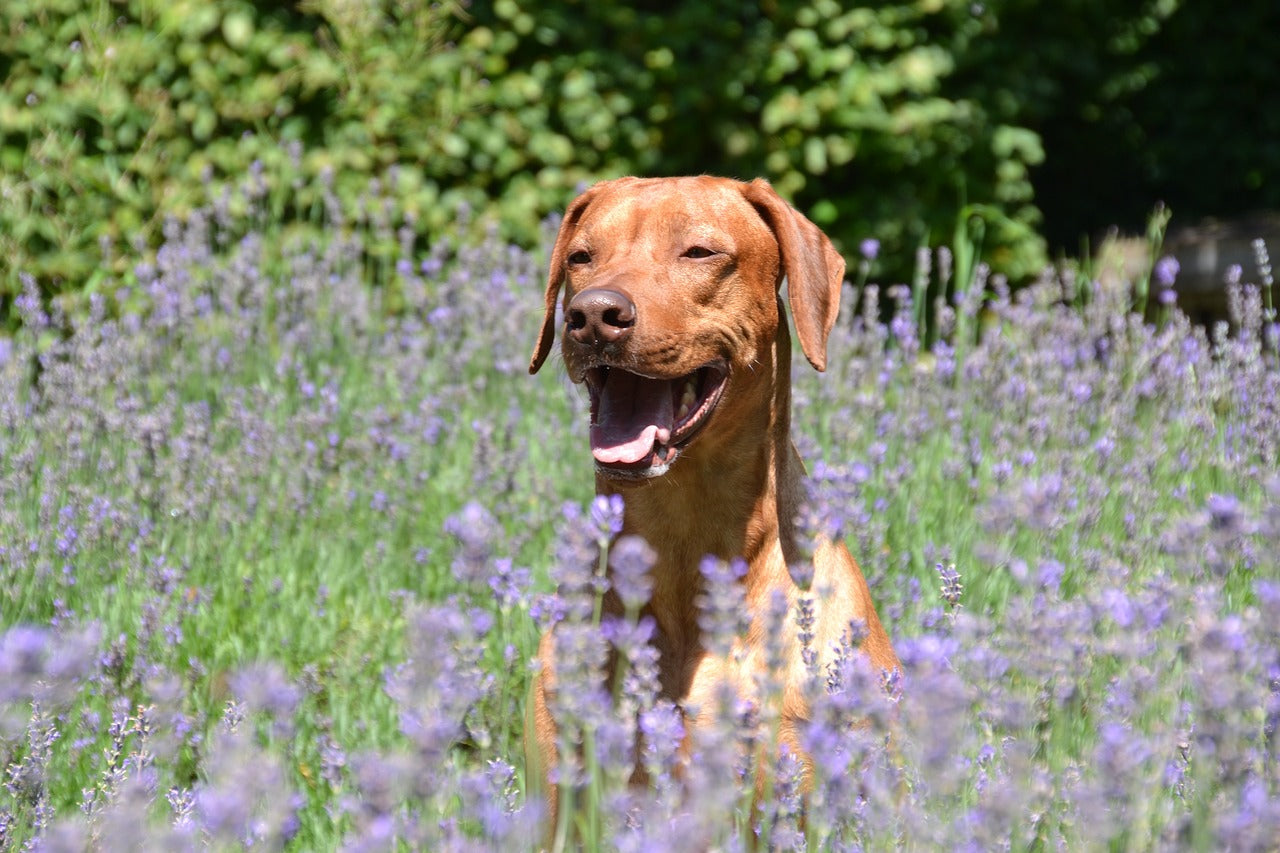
[566,288,636,347]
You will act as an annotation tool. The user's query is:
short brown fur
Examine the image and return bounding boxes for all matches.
[527,176,899,821]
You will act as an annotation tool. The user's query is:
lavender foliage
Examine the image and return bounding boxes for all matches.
[0,159,1277,849]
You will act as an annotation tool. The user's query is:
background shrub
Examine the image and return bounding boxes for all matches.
[4,0,1278,311]
[3,0,327,293]
[472,0,1053,279]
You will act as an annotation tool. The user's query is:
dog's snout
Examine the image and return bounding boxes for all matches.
[566,288,636,347]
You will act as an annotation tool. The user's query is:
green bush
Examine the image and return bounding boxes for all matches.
[2,0,330,295]
[0,0,1052,306]
[470,0,1052,279]
[4,0,1273,310]
[1,0,565,303]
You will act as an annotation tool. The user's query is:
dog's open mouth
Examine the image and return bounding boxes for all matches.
[585,361,728,477]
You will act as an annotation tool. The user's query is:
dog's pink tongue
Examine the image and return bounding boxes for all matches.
[591,371,674,464]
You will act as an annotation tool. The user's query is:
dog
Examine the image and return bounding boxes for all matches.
[526,176,899,823]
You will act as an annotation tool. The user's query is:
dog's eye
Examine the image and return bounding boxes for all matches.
[682,246,717,259]
[567,250,592,266]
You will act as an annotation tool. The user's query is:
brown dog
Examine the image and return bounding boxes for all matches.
[527,176,899,818]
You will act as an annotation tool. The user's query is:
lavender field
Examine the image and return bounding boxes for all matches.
[2,167,1278,851]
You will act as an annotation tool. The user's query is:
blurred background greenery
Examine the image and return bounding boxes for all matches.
[3,0,1278,308]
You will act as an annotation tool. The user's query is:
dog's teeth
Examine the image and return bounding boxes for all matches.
[677,378,697,421]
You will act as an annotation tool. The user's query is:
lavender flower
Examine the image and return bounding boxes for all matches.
[443,500,503,587]
[1,624,100,722]
[589,493,626,542]
[227,663,301,742]
[488,557,532,609]
[696,557,748,659]
[609,534,656,611]
[2,148,1277,851]
[937,562,963,609]
[1154,255,1180,287]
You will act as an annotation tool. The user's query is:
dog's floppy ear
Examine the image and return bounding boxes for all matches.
[742,179,845,372]
[529,183,608,375]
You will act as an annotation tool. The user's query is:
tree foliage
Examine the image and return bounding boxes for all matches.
[2,0,1274,303]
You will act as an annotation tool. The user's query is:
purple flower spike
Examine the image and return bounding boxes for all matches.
[443,500,502,586]
[937,562,964,609]
[1154,255,1180,287]
[589,493,625,540]
[228,662,300,718]
[609,534,657,610]
[1206,493,1242,530]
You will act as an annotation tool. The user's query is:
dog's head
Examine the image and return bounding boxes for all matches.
[530,176,844,480]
